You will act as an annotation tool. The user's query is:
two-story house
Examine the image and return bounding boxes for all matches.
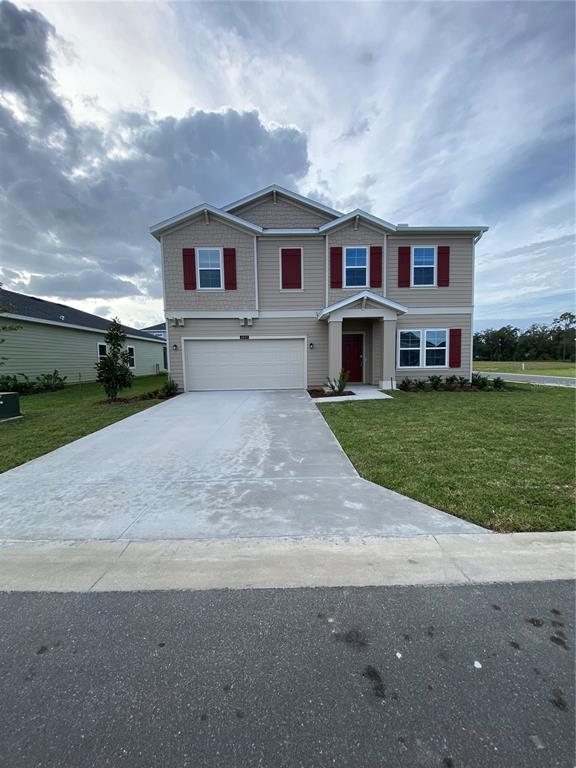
[150,185,487,391]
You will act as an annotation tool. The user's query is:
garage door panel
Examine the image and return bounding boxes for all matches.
[184,338,305,391]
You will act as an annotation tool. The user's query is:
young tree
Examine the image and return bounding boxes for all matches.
[0,285,21,367]
[95,318,134,401]
[552,312,576,361]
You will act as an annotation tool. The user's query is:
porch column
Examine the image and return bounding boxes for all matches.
[379,318,397,390]
[328,319,343,381]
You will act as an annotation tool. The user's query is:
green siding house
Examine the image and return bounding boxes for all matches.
[1,289,166,384]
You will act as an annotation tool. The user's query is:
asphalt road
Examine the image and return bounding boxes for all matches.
[477,371,576,387]
[1,581,574,768]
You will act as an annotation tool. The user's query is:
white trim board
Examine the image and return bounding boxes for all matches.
[164,307,472,320]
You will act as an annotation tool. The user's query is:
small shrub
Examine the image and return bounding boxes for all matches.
[398,377,414,391]
[471,373,489,390]
[0,373,36,394]
[35,370,67,392]
[416,379,431,391]
[162,377,178,397]
[444,374,460,391]
[427,375,443,390]
[457,376,469,388]
[325,368,349,394]
[492,376,506,391]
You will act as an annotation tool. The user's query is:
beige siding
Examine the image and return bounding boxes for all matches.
[1,320,165,383]
[258,237,325,309]
[162,216,256,312]
[232,195,333,228]
[167,317,328,388]
[396,313,472,379]
[387,235,474,307]
[327,223,386,305]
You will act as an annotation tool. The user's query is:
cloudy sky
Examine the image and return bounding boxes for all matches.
[0,0,574,330]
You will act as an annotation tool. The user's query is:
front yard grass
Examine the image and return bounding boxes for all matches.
[0,374,168,474]
[320,385,575,532]
[474,360,575,377]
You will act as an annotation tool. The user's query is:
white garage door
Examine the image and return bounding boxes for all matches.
[184,338,306,391]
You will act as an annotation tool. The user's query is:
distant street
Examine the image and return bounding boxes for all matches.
[477,371,576,388]
[1,581,573,768]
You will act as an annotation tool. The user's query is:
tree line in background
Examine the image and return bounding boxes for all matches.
[473,312,575,362]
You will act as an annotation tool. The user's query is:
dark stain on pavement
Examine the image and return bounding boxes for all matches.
[158,642,165,648]
[363,665,386,699]
[491,604,501,611]
[526,617,544,627]
[223,684,231,693]
[236,710,245,719]
[509,641,521,650]
[551,620,564,628]
[551,609,562,616]
[36,646,48,655]
[437,649,450,661]
[427,626,435,637]
[550,634,568,650]
[443,758,455,768]
[550,689,568,711]
[333,629,368,650]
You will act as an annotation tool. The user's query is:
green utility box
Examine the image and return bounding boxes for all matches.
[0,392,21,421]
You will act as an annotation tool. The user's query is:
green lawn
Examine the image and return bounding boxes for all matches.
[0,374,168,474]
[474,360,575,377]
[320,385,575,533]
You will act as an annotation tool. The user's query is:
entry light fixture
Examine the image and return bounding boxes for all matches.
[172,343,178,351]
[309,342,314,349]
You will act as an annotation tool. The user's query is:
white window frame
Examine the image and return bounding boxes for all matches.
[196,247,224,291]
[279,247,304,291]
[397,328,449,369]
[343,246,369,289]
[127,345,136,369]
[411,245,437,288]
[97,342,107,359]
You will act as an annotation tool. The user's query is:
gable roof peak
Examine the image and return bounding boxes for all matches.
[222,184,343,218]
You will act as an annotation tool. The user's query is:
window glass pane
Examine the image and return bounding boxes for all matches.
[400,349,420,367]
[413,267,435,285]
[399,330,421,348]
[425,330,447,348]
[413,248,435,266]
[426,348,446,366]
[127,347,135,367]
[199,269,222,288]
[345,248,367,267]
[345,267,366,286]
[98,344,106,357]
[198,249,221,269]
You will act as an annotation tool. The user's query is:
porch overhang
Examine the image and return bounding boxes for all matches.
[317,290,408,321]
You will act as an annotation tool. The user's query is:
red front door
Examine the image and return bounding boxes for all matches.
[342,334,363,382]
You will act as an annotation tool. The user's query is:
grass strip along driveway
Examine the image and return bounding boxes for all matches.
[0,374,168,474]
[320,385,575,533]
[474,360,575,377]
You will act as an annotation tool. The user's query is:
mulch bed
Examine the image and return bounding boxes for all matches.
[98,391,180,405]
[308,389,355,399]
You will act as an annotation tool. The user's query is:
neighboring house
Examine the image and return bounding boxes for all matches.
[0,288,166,383]
[150,185,488,391]
[141,322,167,340]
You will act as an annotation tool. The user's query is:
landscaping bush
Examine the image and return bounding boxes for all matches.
[325,368,349,394]
[471,372,490,390]
[427,374,443,390]
[0,373,36,394]
[492,376,506,391]
[416,379,431,391]
[444,374,460,391]
[96,318,134,401]
[398,377,414,391]
[162,377,178,396]
[458,376,469,388]
[34,370,67,392]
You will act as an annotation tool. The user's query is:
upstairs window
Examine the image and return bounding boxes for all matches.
[344,247,368,288]
[197,248,223,289]
[412,247,436,286]
[127,346,135,369]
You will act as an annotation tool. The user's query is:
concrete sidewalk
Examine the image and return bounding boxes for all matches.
[1,531,573,592]
[478,371,576,387]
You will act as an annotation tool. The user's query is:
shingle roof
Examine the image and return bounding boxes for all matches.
[0,288,162,342]
[141,322,166,331]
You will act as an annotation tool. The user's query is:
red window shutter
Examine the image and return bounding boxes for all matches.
[223,248,237,290]
[438,246,450,287]
[398,246,410,287]
[449,328,462,368]
[182,248,196,290]
[330,246,342,288]
[281,248,302,289]
[369,245,383,288]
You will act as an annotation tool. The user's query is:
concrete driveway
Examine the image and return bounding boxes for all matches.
[0,391,484,541]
